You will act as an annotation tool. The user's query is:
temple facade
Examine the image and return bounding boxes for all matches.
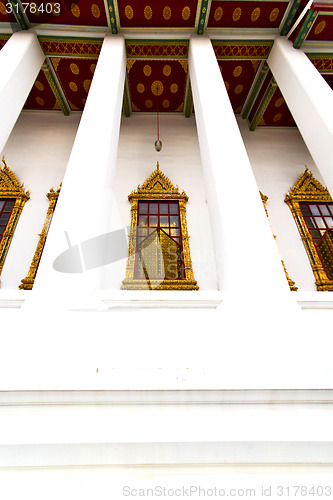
[0,1,333,495]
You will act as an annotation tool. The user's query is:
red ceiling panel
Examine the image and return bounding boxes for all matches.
[307,14,333,41]
[51,57,97,111]
[218,60,261,114]
[0,2,17,23]
[26,0,108,27]
[24,69,58,111]
[208,1,287,28]
[322,73,333,90]
[118,0,198,28]
[127,60,187,112]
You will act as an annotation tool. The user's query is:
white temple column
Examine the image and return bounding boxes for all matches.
[268,36,333,194]
[0,30,44,154]
[27,34,126,309]
[189,35,290,295]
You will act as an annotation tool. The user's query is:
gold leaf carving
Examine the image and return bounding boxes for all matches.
[285,168,333,291]
[0,158,30,279]
[20,185,61,290]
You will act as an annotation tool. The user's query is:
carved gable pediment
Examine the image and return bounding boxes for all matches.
[128,162,188,201]
[285,167,331,203]
[0,157,30,199]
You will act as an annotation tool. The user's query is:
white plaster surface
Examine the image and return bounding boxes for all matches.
[1,464,333,500]
[239,118,322,292]
[113,113,217,291]
[0,112,326,293]
[1,112,80,289]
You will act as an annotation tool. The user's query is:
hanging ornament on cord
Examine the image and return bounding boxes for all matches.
[154,83,162,152]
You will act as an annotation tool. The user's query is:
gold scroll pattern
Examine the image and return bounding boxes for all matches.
[19,185,61,290]
[0,157,30,281]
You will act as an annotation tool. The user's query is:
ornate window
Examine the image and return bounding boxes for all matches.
[121,162,198,290]
[285,167,333,291]
[0,158,29,279]
[20,185,60,290]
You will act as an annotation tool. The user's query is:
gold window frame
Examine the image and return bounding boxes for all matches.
[285,167,333,291]
[19,185,61,290]
[121,162,198,290]
[0,158,29,279]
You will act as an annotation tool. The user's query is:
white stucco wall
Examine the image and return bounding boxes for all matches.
[1,112,333,480]
[0,111,327,293]
[1,111,80,289]
[113,113,217,291]
[239,118,322,292]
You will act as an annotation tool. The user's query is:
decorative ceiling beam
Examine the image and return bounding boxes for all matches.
[293,9,318,48]
[122,76,131,117]
[242,62,269,119]
[105,0,118,34]
[280,0,303,36]
[42,59,70,116]
[311,2,333,13]
[184,78,193,118]
[307,54,333,72]
[7,0,29,30]
[249,78,277,131]
[197,0,211,35]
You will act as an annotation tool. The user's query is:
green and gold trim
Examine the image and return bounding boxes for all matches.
[184,79,193,118]
[122,77,131,117]
[42,59,70,116]
[242,61,269,119]
[250,78,277,131]
[105,0,118,34]
[280,0,303,36]
[197,0,211,35]
[7,0,29,30]
[293,9,318,49]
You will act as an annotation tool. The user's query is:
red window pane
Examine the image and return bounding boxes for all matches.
[300,202,333,280]
[0,199,15,242]
[135,200,184,280]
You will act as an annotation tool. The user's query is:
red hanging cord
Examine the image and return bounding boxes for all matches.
[156,85,160,141]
